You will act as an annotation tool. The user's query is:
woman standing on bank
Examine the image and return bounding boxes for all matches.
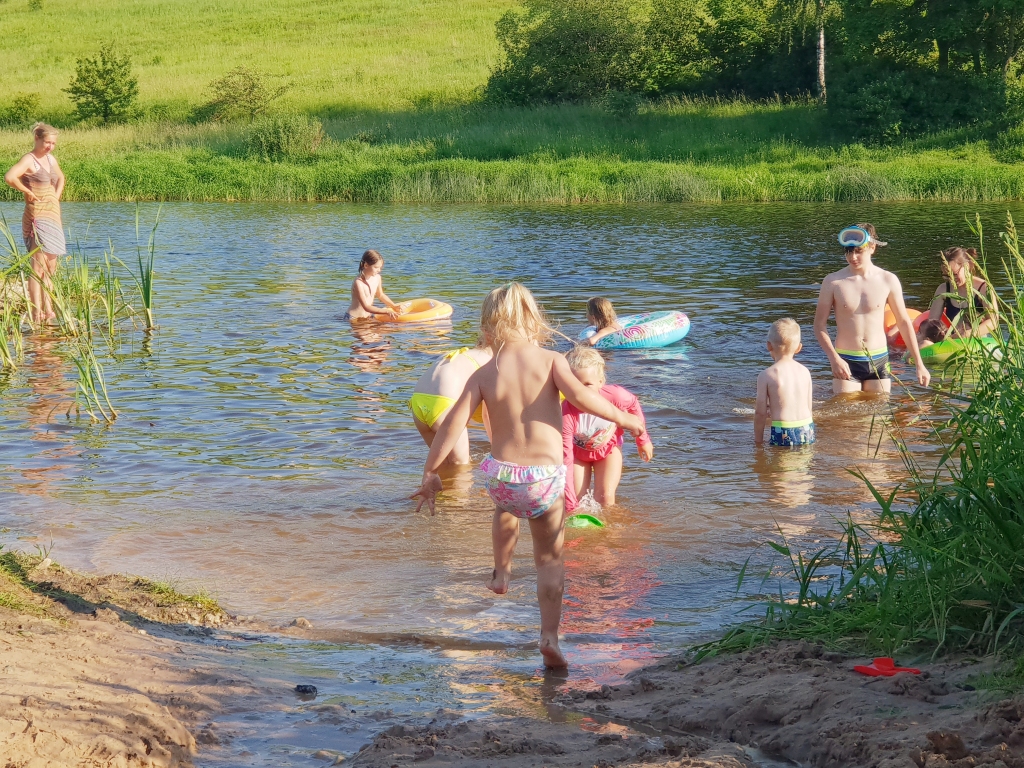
[4,123,66,325]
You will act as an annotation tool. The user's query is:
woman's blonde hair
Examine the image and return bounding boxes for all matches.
[32,122,58,140]
[480,282,552,346]
[565,345,605,373]
[587,297,618,329]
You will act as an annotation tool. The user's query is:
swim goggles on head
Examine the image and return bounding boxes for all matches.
[838,226,887,248]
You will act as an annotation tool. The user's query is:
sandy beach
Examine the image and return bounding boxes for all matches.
[352,641,1024,767]
[6,550,1024,768]
[0,553,266,768]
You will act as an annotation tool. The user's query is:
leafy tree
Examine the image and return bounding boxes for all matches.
[64,43,138,123]
[487,0,645,103]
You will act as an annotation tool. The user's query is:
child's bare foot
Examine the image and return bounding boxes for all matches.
[486,568,510,595]
[539,635,567,669]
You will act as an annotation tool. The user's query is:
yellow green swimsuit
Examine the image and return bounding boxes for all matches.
[409,348,485,428]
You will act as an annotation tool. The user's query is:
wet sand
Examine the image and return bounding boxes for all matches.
[8,556,1024,768]
[352,642,1024,768]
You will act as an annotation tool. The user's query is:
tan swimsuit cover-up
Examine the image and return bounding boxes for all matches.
[21,153,66,256]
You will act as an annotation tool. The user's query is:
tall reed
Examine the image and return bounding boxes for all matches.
[700,213,1024,660]
[0,214,160,420]
[68,339,117,422]
[131,205,158,330]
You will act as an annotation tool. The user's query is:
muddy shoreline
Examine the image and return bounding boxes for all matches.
[5,555,1024,767]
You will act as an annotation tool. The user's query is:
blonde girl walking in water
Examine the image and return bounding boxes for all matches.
[4,123,66,325]
[411,283,642,668]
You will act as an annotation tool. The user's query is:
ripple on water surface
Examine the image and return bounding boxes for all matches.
[0,202,1004,761]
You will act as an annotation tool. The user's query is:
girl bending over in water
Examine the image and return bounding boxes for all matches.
[562,346,653,507]
[410,342,493,465]
[582,297,623,346]
[411,283,642,668]
[345,250,402,320]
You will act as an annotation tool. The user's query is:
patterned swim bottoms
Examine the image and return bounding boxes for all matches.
[770,419,816,447]
[480,455,566,519]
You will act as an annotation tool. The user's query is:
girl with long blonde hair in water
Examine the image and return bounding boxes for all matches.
[4,123,66,325]
[411,282,643,668]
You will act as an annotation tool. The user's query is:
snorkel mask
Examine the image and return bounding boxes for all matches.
[838,226,887,249]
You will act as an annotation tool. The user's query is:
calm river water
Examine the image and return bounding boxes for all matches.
[0,202,1016,764]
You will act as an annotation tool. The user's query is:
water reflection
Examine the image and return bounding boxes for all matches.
[0,201,1014,678]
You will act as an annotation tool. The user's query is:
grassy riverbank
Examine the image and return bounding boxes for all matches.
[5,0,1024,202]
[3,99,1024,203]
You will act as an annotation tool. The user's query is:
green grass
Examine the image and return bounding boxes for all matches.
[143,580,221,614]
[696,214,1024,662]
[1,0,509,116]
[2,0,1024,201]
[2,99,1023,202]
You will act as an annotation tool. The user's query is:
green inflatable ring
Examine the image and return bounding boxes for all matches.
[908,336,1000,366]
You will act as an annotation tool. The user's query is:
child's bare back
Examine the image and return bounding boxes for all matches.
[755,318,814,447]
[760,358,813,424]
[469,342,564,466]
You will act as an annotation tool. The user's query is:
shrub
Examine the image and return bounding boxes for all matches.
[829,63,1006,142]
[205,67,290,121]
[598,89,643,117]
[244,114,325,161]
[64,43,139,123]
[0,94,41,128]
[485,0,645,104]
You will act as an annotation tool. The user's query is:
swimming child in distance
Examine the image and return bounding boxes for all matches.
[410,283,643,669]
[581,297,623,347]
[813,224,930,393]
[345,249,402,320]
[410,343,493,465]
[755,318,815,447]
[562,346,653,506]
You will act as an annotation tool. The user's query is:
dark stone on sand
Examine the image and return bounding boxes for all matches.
[295,684,318,699]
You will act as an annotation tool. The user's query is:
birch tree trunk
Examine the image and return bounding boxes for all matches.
[816,0,826,101]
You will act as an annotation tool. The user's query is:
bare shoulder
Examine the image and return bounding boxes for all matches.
[880,268,903,287]
[821,267,849,284]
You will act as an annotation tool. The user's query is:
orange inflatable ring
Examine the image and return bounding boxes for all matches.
[885,309,925,348]
[374,298,453,323]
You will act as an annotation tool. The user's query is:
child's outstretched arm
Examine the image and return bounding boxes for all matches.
[614,387,653,461]
[376,281,402,313]
[754,371,768,445]
[553,356,643,437]
[410,380,481,514]
[584,326,618,346]
[354,280,398,319]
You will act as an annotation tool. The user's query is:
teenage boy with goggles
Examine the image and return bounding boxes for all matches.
[814,225,930,394]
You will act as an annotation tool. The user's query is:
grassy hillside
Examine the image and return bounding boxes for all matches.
[1,0,1022,203]
[2,0,509,114]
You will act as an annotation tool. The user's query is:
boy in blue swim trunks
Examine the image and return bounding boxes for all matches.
[814,224,930,394]
[755,318,815,447]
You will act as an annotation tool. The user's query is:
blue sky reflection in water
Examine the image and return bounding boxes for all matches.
[0,202,1016,761]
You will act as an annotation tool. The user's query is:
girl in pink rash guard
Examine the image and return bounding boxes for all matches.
[562,346,654,508]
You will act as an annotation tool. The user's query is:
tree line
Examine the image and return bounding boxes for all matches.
[486,0,1024,140]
